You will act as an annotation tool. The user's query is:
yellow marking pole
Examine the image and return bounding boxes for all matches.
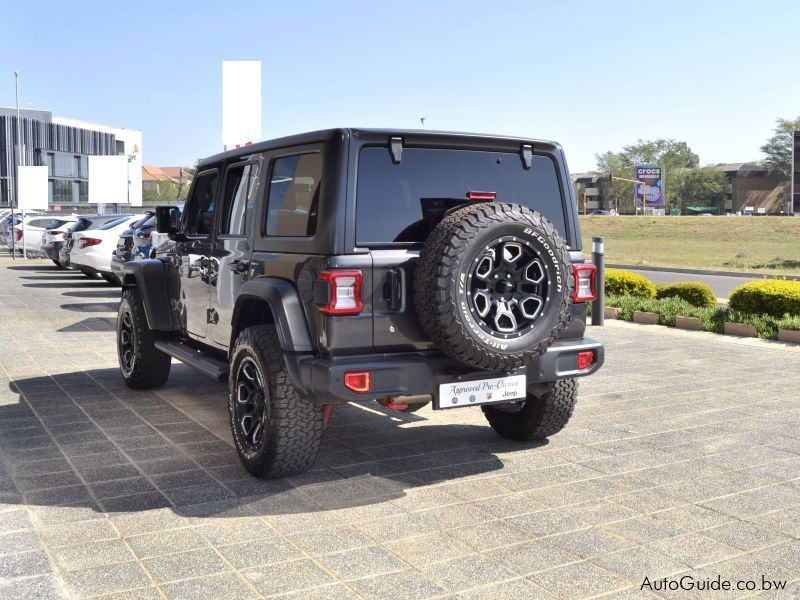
[609,174,649,215]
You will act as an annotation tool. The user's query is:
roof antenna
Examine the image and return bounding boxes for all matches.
[420,117,426,128]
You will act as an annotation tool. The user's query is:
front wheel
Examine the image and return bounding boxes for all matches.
[117,288,171,389]
[482,379,577,441]
[229,325,324,479]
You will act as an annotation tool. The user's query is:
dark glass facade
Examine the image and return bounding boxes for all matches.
[39,150,90,203]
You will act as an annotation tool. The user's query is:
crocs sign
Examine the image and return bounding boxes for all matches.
[633,165,664,207]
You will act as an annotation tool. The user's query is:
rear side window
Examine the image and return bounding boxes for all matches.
[356,147,567,245]
[185,171,219,235]
[265,154,322,237]
[99,216,131,230]
[220,162,260,236]
[27,218,53,229]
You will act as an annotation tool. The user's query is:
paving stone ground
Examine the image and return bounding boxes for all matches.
[1,258,800,599]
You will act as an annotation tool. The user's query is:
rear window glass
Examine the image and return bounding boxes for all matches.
[99,216,131,230]
[356,147,567,245]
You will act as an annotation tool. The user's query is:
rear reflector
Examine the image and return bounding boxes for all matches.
[319,270,364,315]
[467,191,497,201]
[79,237,102,249]
[572,264,597,302]
[577,350,595,370]
[344,372,370,393]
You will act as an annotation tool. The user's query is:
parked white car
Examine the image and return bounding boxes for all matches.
[70,215,144,284]
[10,213,57,256]
[39,216,79,267]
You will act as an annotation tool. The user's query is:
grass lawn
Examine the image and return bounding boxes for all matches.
[579,216,800,275]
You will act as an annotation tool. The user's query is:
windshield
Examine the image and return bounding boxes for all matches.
[356,147,567,245]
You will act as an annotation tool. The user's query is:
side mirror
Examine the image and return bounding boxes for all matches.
[156,206,180,234]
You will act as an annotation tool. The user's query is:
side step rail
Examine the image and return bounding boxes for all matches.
[154,340,229,382]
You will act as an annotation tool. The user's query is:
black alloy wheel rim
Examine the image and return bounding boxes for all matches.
[234,357,268,451]
[119,309,135,375]
[467,236,550,339]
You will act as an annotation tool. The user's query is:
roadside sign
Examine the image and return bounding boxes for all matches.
[633,165,664,208]
[18,166,48,210]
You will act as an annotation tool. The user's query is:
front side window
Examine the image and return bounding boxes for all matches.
[220,162,260,236]
[265,154,322,237]
[184,170,219,235]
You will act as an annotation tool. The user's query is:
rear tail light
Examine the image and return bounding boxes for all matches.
[344,372,370,393]
[139,232,151,239]
[15,229,22,241]
[47,230,62,236]
[572,264,597,302]
[79,237,102,249]
[577,350,595,370]
[318,270,364,315]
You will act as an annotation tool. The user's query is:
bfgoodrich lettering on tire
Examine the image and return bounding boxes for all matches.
[228,324,323,478]
[414,202,573,370]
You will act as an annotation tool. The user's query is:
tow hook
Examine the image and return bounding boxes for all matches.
[377,397,409,411]
[322,403,334,426]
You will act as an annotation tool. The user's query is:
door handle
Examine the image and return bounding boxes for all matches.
[231,260,249,274]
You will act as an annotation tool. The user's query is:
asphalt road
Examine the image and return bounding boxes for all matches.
[614,267,762,299]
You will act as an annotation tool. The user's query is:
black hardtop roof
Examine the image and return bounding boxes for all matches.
[198,128,561,169]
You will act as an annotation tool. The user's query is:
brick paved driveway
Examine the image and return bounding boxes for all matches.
[1,258,800,599]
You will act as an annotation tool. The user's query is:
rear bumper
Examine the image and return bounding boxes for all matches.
[43,242,62,261]
[288,338,604,405]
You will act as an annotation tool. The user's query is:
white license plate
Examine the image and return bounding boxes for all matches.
[438,374,526,409]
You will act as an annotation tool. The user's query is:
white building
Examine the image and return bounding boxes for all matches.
[1,107,142,210]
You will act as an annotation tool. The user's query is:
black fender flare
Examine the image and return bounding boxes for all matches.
[232,278,314,353]
[121,259,178,331]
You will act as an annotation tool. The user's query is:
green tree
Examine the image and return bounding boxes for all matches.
[760,116,800,178]
[671,167,728,212]
[596,139,700,212]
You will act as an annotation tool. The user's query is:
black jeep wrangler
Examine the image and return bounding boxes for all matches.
[117,129,604,478]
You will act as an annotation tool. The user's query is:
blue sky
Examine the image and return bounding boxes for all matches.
[3,0,799,172]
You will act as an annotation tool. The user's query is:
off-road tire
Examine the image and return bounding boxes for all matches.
[117,288,171,389]
[229,325,323,478]
[482,379,578,441]
[415,202,573,370]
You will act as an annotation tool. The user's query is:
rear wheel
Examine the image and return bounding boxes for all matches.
[229,325,323,478]
[102,272,121,285]
[117,288,171,389]
[482,379,577,441]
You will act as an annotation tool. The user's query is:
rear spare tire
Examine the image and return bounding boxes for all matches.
[415,202,572,370]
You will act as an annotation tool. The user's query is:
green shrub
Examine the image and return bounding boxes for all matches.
[655,281,717,309]
[728,279,800,318]
[776,313,800,331]
[605,293,726,334]
[605,269,656,298]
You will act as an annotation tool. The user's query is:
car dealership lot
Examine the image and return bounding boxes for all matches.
[2,259,800,599]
